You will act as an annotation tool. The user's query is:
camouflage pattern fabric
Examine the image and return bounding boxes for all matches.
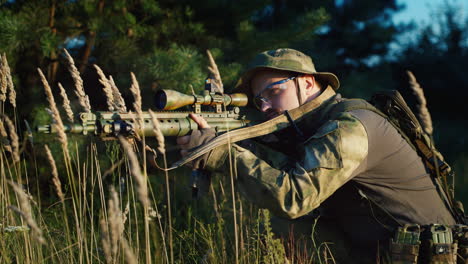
[204,96,368,219]
[199,94,372,260]
[195,48,456,262]
[232,48,340,95]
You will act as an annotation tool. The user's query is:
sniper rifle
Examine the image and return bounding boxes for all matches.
[37,82,252,140]
[37,79,259,198]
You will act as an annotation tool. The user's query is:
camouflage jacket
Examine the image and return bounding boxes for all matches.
[203,86,455,244]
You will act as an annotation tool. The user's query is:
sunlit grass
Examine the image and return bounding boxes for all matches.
[0,52,343,264]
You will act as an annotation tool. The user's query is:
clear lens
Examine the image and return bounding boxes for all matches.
[253,76,297,110]
[253,96,265,110]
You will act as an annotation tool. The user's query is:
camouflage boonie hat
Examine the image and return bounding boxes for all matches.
[234,48,340,94]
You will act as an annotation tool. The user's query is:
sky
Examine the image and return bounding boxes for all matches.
[394,0,465,25]
[388,0,467,54]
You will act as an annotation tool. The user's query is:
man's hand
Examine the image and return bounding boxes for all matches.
[176,113,215,168]
[177,113,211,156]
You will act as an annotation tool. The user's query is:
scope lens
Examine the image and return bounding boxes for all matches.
[155,90,167,110]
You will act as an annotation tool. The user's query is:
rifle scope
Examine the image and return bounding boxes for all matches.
[155,89,248,110]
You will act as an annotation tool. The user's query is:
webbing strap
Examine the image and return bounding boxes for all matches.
[168,86,337,170]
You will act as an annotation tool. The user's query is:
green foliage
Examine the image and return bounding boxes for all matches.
[1,225,30,264]
[142,44,206,94]
[3,0,468,262]
[39,29,60,57]
[30,105,52,128]
[236,8,330,61]
[140,0,162,15]
[0,9,43,57]
[0,0,406,121]
[390,3,468,201]
[259,209,287,264]
[396,2,468,117]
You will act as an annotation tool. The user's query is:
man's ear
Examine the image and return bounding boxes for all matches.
[303,75,316,96]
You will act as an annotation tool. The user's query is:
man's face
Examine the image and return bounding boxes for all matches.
[251,70,301,119]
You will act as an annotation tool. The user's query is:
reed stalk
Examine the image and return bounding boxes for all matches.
[62,49,91,112]
[57,83,74,123]
[43,144,75,262]
[0,119,12,153]
[129,72,152,264]
[37,68,71,161]
[109,76,127,112]
[118,137,149,207]
[9,181,45,245]
[122,238,138,264]
[148,110,165,154]
[148,109,173,264]
[2,54,16,108]
[407,71,454,203]
[44,145,64,202]
[3,116,19,163]
[209,48,239,264]
[0,54,7,103]
[0,49,344,263]
[94,65,115,111]
[100,186,127,264]
[407,71,433,136]
[206,50,223,93]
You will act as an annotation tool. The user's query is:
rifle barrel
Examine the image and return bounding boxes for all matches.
[36,111,251,138]
[36,124,96,134]
[135,117,249,137]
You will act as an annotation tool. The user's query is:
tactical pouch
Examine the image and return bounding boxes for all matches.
[390,224,421,264]
[420,224,458,264]
[453,225,468,264]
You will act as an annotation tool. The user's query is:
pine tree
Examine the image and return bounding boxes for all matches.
[0,0,403,118]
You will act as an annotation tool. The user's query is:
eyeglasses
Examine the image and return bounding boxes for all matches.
[253,76,297,110]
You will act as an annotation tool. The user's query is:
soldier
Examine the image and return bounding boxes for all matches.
[177,48,456,262]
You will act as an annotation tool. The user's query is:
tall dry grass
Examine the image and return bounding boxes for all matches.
[57,83,74,123]
[0,54,8,103]
[37,68,70,161]
[148,109,172,264]
[3,116,19,164]
[148,110,165,154]
[94,65,115,112]
[1,54,16,108]
[206,50,224,93]
[0,118,12,153]
[44,145,64,202]
[8,181,45,245]
[63,49,91,113]
[109,75,127,112]
[406,71,457,203]
[118,137,149,208]
[100,186,126,263]
[128,72,155,264]
[0,50,338,264]
[206,49,240,264]
[407,71,433,135]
